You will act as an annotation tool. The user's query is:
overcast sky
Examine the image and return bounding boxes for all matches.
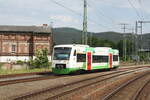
[0,0,150,33]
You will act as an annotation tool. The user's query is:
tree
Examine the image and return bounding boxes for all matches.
[29,49,49,68]
[88,36,117,48]
[116,39,133,60]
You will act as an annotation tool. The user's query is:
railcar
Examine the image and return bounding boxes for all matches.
[52,44,119,74]
[112,49,119,68]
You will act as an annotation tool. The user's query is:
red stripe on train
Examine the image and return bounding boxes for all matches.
[109,53,113,68]
[87,52,92,70]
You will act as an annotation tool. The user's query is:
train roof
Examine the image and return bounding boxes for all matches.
[54,44,89,48]
[54,45,119,53]
[94,47,112,49]
[112,49,119,55]
[93,47,112,53]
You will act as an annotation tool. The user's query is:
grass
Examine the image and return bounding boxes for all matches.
[0,68,51,75]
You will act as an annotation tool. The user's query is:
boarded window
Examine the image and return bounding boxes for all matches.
[12,45,16,53]
[77,54,86,62]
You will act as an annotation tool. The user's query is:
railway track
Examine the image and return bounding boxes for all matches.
[0,75,61,86]
[11,67,149,100]
[1,66,148,87]
[132,79,150,100]
[103,71,150,100]
[0,71,51,79]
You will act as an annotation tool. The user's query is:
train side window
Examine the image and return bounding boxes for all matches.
[74,50,76,56]
[93,55,108,63]
[77,54,86,62]
[113,55,118,61]
[101,56,108,62]
[93,56,100,63]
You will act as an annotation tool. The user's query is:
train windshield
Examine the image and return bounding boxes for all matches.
[53,47,72,60]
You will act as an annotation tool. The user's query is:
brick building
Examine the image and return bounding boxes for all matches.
[0,25,52,62]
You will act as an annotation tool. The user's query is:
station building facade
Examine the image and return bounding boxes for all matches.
[0,25,52,63]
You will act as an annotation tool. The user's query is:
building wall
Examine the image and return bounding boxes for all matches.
[0,32,52,62]
[0,56,51,62]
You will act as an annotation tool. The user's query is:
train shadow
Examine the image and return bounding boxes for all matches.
[69,68,114,76]
[36,68,117,77]
[36,71,53,76]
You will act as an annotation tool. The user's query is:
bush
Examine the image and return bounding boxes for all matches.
[16,60,24,65]
[0,63,3,69]
[28,49,49,69]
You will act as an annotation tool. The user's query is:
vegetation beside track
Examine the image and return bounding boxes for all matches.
[0,68,51,75]
[0,49,51,75]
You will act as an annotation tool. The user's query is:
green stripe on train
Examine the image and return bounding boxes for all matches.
[92,64,109,69]
[52,64,114,74]
[52,68,80,74]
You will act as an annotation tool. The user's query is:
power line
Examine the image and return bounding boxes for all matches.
[127,0,143,20]
[88,0,119,25]
[51,0,82,16]
[87,1,120,31]
[138,0,145,20]
[51,0,112,30]
[85,1,117,30]
[120,23,129,61]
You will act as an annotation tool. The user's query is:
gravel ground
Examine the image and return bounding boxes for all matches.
[0,75,44,82]
[106,72,150,100]
[0,65,149,100]
[0,70,119,100]
[54,68,150,100]
[136,79,150,100]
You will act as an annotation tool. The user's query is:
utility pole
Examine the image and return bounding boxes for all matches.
[120,23,128,61]
[50,22,54,54]
[135,21,138,60]
[138,21,143,51]
[131,28,135,56]
[82,0,88,45]
[138,21,150,51]
[135,21,150,63]
[127,28,135,56]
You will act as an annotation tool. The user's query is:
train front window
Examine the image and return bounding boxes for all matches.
[53,47,72,60]
[113,55,119,61]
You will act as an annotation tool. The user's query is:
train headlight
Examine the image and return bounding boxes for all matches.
[55,64,66,69]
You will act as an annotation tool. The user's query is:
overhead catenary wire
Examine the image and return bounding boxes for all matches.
[86,0,119,30]
[138,0,146,20]
[51,0,113,30]
[89,0,119,25]
[51,0,82,16]
[127,0,143,20]
[137,0,150,33]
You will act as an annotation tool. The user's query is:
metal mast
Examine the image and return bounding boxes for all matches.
[135,21,138,58]
[120,23,128,61]
[82,0,88,45]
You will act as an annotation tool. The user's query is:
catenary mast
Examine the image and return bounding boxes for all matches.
[82,0,88,45]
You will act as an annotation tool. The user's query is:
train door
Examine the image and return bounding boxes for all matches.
[87,52,92,70]
[109,53,113,68]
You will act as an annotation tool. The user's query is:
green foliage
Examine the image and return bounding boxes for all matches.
[53,28,125,45]
[139,52,149,61]
[88,36,117,48]
[16,60,24,65]
[29,49,49,69]
[0,63,3,69]
[117,39,133,59]
[54,27,150,62]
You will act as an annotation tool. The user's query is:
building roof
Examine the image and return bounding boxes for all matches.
[0,25,51,33]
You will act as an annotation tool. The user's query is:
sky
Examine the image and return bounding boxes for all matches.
[0,0,150,33]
